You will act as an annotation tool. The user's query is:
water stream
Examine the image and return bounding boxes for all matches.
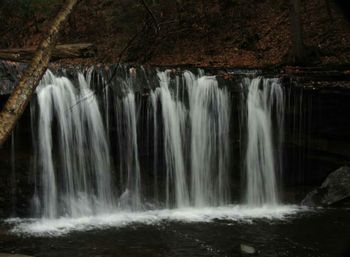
[32,70,115,219]
[245,77,284,205]
[6,68,291,235]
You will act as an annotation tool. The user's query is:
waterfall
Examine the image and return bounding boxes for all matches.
[145,70,231,207]
[115,91,142,210]
[186,72,231,206]
[26,66,289,222]
[245,77,284,205]
[148,91,159,202]
[156,71,190,208]
[33,70,115,218]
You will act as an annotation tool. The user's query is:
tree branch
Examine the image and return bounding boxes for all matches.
[0,0,80,146]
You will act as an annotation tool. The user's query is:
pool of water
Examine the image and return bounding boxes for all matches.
[0,206,349,257]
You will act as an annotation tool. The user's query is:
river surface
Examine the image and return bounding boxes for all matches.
[0,206,349,257]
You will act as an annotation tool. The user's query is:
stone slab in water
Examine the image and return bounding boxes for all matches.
[302,166,350,206]
[240,244,256,254]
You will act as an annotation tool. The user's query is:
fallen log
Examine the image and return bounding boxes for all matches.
[0,43,96,62]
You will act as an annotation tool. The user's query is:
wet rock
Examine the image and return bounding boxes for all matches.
[240,244,256,255]
[302,166,350,206]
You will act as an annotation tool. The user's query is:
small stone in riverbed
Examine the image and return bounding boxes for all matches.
[240,244,256,254]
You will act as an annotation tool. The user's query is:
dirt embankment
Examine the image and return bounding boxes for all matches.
[0,0,349,68]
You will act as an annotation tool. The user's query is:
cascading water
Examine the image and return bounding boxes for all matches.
[245,77,284,205]
[153,71,190,208]
[115,91,142,210]
[185,72,231,206]
[22,66,289,225]
[1,66,305,237]
[29,67,234,214]
[33,70,115,218]
[145,70,231,207]
[147,91,159,202]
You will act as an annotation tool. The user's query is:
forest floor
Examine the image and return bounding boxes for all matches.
[0,0,350,68]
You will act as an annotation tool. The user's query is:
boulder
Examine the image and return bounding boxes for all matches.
[302,166,350,206]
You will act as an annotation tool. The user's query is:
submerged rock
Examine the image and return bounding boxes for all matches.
[240,244,256,255]
[302,166,350,206]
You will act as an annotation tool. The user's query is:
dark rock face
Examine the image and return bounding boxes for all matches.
[0,62,26,95]
[302,166,350,206]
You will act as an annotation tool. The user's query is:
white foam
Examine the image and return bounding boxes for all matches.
[5,205,308,237]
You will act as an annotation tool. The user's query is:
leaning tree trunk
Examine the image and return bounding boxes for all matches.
[0,0,79,146]
[289,0,305,64]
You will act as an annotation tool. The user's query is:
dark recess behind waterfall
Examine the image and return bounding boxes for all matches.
[1,68,350,217]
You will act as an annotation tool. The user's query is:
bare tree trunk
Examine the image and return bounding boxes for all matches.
[0,0,79,146]
[289,0,305,64]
